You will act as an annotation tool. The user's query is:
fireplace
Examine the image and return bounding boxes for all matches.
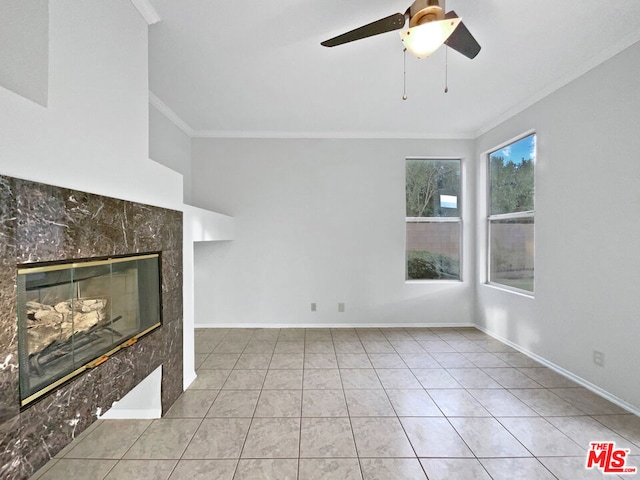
[16,253,162,406]
[0,175,184,480]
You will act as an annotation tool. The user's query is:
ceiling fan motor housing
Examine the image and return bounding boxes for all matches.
[409,0,445,27]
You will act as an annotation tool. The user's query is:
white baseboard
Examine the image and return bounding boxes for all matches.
[194,323,476,329]
[475,326,640,417]
[184,369,197,390]
[99,407,162,419]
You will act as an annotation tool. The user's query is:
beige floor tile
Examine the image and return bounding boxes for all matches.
[480,458,556,480]
[189,369,231,389]
[182,418,251,459]
[300,417,357,457]
[37,459,116,480]
[333,341,366,354]
[538,456,621,479]
[241,418,301,458]
[483,367,543,388]
[376,369,422,389]
[430,352,475,368]
[428,389,491,417]
[304,341,335,353]
[123,419,200,459]
[388,340,425,353]
[368,353,406,368]
[351,417,415,457]
[35,327,638,480]
[164,390,218,418]
[400,417,474,458]
[269,353,304,369]
[243,341,276,354]
[467,388,538,417]
[518,367,579,388]
[493,352,542,368]
[345,389,395,416]
[222,370,267,389]
[551,388,628,415]
[304,353,338,369]
[234,459,298,480]
[302,389,348,417]
[419,340,457,353]
[386,389,442,416]
[104,460,176,480]
[64,420,151,459]
[235,354,273,369]
[399,353,440,369]
[263,369,303,389]
[498,417,584,456]
[274,341,305,354]
[547,415,637,450]
[462,352,510,368]
[303,369,343,389]
[592,414,640,448]
[361,340,395,353]
[254,390,302,417]
[336,353,373,368]
[199,353,240,369]
[207,390,260,417]
[446,368,503,388]
[360,458,427,480]
[168,460,236,480]
[298,458,362,480]
[412,369,461,389]
[420,458,492,480]
[340,369,383,389]
[509,389,585,416]
[448,417,531,457]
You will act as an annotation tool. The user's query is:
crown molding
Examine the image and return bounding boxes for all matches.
[191,130,475,140]
[475,29,640,138]
[130,0,161,25]
[149,91,195,137]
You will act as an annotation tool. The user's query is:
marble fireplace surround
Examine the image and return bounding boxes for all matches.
[0,175,183,479]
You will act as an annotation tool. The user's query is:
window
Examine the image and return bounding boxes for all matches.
[406,158,461,281]
[487,133,535,292]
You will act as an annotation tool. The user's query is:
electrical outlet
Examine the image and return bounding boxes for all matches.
[338,302,345,313]
[311,303,316,312]
[593,350,604,367]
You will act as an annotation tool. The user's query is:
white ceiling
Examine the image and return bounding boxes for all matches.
[147,0,640,138]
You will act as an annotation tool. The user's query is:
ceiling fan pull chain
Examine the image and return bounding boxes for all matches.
[444,45,449,93]
[402,48,408,100]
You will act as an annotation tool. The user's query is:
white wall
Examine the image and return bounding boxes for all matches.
[192,137,475,327]
[0,0,182,210]
[149,103,193,204]
[475,42,640,412]
[0,0,49,107]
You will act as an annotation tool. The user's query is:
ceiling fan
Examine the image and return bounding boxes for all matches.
[321,0,480,59]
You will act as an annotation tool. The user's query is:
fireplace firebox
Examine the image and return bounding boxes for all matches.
[16,253,162,406]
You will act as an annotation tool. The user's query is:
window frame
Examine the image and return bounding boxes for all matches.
[485,132,536,296]
[405,157,463,283]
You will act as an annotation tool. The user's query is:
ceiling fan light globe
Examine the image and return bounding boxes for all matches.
[400,18,461,58]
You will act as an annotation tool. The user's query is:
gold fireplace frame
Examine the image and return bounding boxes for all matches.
[18,253,161,407]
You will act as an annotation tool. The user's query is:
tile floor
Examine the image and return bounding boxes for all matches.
[33,327,640,479]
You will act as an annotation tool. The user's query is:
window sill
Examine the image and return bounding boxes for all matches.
[482,282,535,299]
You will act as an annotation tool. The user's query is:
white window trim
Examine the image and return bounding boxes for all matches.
[405,158,463,282]
[485,132,536,295]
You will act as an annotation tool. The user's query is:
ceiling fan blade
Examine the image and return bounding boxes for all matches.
[321,13,406,47]
[444,10,481,59]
